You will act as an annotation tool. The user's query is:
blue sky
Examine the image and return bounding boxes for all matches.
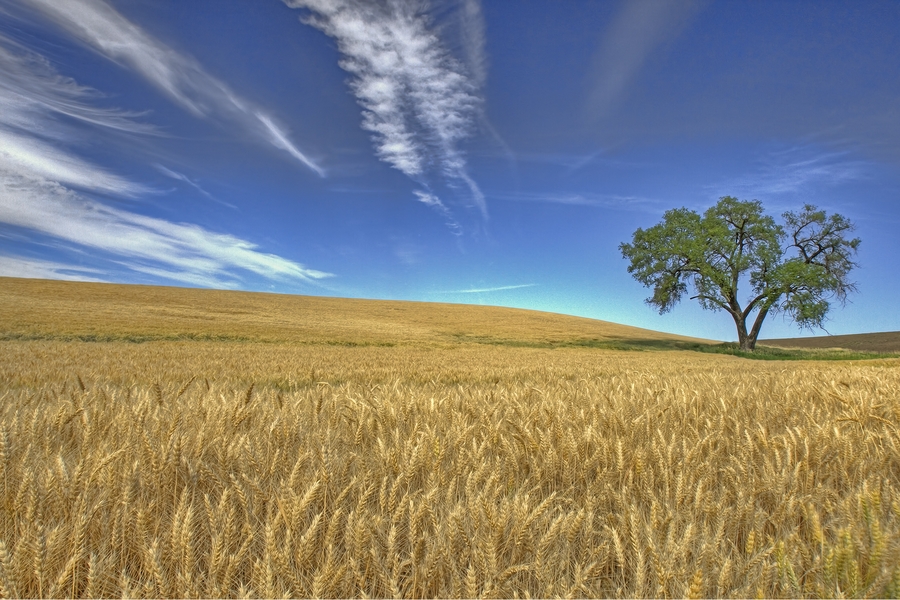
[1,0,898,341]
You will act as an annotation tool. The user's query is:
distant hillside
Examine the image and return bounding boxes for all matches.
[0,277,711,347]
[761,331,900,353]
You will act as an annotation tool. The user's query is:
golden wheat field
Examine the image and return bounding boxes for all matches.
[1,278,899,598]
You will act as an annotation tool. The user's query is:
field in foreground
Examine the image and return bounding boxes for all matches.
[1,278,899,598]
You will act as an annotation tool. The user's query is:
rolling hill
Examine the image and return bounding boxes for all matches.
[4,277,896,353]
[761,331,900,353]
[2,277,899,597]
[0,276,709,348]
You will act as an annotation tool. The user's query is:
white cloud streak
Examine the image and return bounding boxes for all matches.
[0,169,334,287]
[0,36,151,196]
[434,283,536,294]
[450,0,518,175]
[154,164,236,209]
[0,127,145,196]
[494,191,659,211]
[414,189,461,235]
[286,0,486,218]
[414,190,448,210]
[120,264,250,290]
[0,254,105,282]
[19,0,324,176]
[711,147,868,198]
[585,0,703,121]
[456,0,487,90]
[0,36,157,136]
[0,34,333,288]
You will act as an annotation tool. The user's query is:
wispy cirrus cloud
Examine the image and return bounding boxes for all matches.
[454,0,487,91]
[490,149,646,175]
[0,35,156,136]
[432,283,536,294]
[0,169,334,287]
[414,190,461,235]
[0,127,146,197]
[16,0,324,176]
[585,0,704,122]
[0,34,333,289]
[494,190,659,211]
[154,164,236,209]
[285,0,486,221]
[709,146,868,199]
[0,36,150,196]
[0,254,105,282]
[447,0,517,172]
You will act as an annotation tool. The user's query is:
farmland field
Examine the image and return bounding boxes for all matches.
[762,331,900,353]
[1,277,899,598]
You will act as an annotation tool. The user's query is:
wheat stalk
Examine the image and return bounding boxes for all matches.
[1,330,898,597]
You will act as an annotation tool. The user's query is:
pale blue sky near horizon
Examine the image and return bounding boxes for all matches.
[1,0,898,342]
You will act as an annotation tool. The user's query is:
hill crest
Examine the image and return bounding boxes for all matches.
[0,277,708,347]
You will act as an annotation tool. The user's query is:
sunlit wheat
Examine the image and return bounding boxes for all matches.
[1,337,898,598]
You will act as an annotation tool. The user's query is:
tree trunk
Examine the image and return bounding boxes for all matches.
[745,306,771,353]
[733,314,755,352]
[740,334,757,352]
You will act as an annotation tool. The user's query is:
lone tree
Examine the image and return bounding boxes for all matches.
[620,196,860,351]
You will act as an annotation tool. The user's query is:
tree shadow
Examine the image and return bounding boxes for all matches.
[590,338,900,360]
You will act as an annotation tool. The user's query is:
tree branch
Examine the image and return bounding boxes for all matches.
[741,292,773,320]
[689,294,735,316]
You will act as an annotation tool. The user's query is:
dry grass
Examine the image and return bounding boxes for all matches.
[0,278,899,598]
[762,331,900,353]
[2,340,899,598]
[0,277,709,347]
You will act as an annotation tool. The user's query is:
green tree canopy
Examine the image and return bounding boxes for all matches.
[619,196,860,351]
